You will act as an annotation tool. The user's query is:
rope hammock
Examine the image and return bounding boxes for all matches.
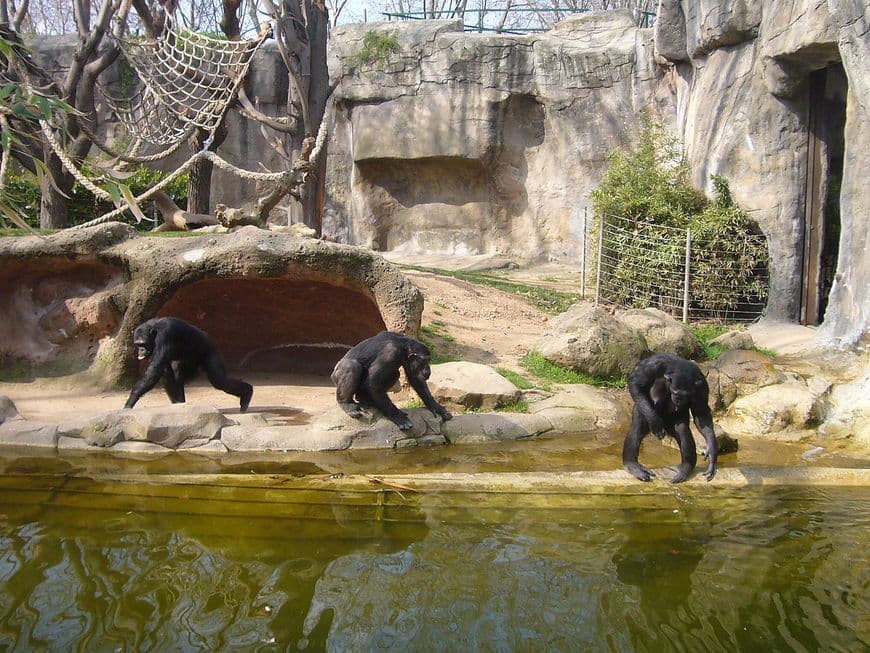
[60,14,309,229]
[104,14,268,148]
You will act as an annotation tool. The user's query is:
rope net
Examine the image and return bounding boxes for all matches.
[103,15,267,146]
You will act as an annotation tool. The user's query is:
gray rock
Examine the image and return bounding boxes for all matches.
[720,377,825,437]
[0,396,19,424]
[79,404,229,448]
[0,419,58,447]
[819,368,870,444]
[703,349,784,411]
[710,330,755,351]
[429,362,521,410]
[530,384,631,434]
[615,308,702,358]
[442,412,553,444]
[536,303,649,377]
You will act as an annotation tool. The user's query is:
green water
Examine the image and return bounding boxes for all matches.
[0,462,866,653]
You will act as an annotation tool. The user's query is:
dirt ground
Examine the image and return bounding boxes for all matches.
[0,262,573,425]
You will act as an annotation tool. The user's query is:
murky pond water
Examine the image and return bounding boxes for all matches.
[0,449,867,652]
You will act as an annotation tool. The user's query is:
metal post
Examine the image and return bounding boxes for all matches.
[580,207,587,300]
[683,228,691,323]
[595,213,604,305]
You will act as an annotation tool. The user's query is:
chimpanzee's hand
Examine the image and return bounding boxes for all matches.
[395,412,414,431]
[435,406,452,421]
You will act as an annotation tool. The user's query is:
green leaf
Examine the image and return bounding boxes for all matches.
[119,183,147,223]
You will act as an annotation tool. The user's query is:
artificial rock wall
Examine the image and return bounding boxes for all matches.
[655,0,869,347]
[323,3,869,348]
[323,12,673,262]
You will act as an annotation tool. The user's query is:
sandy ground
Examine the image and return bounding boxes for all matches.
[0,257,826,428]
[0,261,570,425]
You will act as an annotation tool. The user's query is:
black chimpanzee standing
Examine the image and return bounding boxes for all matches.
[623,353,718,484]
[124,317,253,412]
[331,331,452,431]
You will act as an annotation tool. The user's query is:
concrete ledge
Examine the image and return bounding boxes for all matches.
[57,466,870,491]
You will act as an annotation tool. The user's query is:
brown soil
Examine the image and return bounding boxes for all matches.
[0,263,575,425]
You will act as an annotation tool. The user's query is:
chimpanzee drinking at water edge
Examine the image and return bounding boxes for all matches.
[331,331,452,431]
[623,353,718,484]
[124,317,253,412]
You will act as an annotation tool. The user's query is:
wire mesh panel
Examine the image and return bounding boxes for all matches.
[595,213,769,322]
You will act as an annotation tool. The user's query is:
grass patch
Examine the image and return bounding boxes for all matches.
[401,265,579,315]
[496,399,529,413]
[496,367,534,390]
[402,398,424,409]
[419,322,457,364]
[421,322,454,343]
[690,322,777,360]
[520,351,627,388]
[691,323,730,360]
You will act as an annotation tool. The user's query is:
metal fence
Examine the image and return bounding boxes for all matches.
[583,212,769,322]
[381,7,656,35]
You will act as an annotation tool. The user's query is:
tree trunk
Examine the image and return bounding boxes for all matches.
[39,151,70,229]
[187,122,228,214]
[300,0,330,232]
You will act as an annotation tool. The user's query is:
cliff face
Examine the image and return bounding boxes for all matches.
[655,0,868,345]
[324,12,674,263]
[27,2,870,346]
[324,3,869,347]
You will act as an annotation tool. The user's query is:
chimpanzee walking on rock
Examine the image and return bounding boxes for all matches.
[125,317,253,412]
[331,331,452,431]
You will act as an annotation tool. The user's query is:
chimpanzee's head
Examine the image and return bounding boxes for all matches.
[132,319,159,360]
[663,369,705,409]
[406,341,433,380]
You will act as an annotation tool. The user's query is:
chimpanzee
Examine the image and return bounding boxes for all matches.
[623,353,718,484]
[331,331,452,431]
[124,317,253,412]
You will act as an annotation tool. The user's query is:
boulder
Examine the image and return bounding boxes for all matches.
[703,349,784,411]
[529,385,630,434]
[0,396,19,424]
[442,412,553,444]
[77,404,230,448]
[615,308,702,358]
[536,303,648,377]
[710,330,755,351]
[428,362,521,410]
[720,377,825,438]
[819,368,870,444]
[0,419,57,447]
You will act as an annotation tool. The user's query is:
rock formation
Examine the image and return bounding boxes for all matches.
[0,224,423,384]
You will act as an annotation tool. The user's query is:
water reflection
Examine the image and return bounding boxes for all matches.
[302,490,869,652]
[0,477,867,652]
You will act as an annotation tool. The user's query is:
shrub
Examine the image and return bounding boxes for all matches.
[5,164,188,229]
[352,31,400,67]
[589,117,769,320]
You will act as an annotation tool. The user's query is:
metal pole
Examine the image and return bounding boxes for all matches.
[595,213,604,305]
[683,228,691,323]
[580,207,587,300]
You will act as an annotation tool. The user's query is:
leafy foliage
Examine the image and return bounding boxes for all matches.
[351,31,400,66]
[4,164,188,229]
[590,117,769,320]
